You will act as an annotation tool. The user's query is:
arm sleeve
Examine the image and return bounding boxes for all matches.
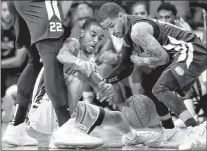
[105,45,134,84]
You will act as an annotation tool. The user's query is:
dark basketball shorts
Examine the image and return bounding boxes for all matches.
[166,41,207,92]
[8,0,64,48]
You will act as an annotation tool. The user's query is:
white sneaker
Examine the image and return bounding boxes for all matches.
[2,123,38,146]
[122,129,161,146]
[146,126,185,148]
[179,122,206,150]
[53,122,104,149]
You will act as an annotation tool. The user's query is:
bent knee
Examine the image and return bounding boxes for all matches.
[152,84,166,99]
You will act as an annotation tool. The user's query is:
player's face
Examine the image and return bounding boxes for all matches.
[82,24,104,54]
[158,10,175,24]
[1,2,12,23]
[101,14,125,38]
[76,6,94,28]
[132,4,148,17]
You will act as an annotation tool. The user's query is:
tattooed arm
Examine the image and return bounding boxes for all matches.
[130,22,169,68]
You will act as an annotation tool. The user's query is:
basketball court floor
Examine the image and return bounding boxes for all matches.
[1,122,206,150]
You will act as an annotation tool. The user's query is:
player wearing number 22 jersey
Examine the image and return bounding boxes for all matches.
[3,0,73,146]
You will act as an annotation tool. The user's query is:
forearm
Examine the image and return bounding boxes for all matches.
[105,44,134,84]
[105,63,134,84]
[88,72,104,93]
[142,56,168,68]
[1,57,22,68]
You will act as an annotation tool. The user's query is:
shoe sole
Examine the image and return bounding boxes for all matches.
[146,141,180,148]
[2,137,19,146]
[53,141,104,149]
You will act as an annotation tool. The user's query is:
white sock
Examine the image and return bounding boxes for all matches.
[122,129,136,140]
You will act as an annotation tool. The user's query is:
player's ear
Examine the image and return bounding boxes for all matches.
[118,12,124,19]
[80,29,84,37]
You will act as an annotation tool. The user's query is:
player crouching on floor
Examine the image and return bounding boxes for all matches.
[26,18,160,149]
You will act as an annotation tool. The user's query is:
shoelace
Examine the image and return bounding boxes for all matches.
[75,124,88,133]
[137,131,160,143]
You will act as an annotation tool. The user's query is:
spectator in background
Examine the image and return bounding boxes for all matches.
[1,1,28,122]
[130,1,149,17]
[157,2,192,31]
[71,2,94,38]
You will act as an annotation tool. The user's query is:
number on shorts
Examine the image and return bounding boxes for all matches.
[49,22,63,32]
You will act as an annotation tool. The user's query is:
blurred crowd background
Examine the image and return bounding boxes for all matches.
[1,0,207,127]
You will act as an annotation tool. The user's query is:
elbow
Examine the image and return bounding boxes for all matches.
[162,53,170,65]
[158,52,170,65]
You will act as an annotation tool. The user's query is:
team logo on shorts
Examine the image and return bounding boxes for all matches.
[175,66,184,76]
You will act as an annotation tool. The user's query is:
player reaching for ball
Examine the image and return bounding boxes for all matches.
[26,18,160,149]
[97,2,207,150]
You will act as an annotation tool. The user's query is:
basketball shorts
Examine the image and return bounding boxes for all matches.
[164,38,207,93]
[28,95,105,135]
[8,0,64,48]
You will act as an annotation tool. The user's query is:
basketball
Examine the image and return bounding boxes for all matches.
[121,94,157,129]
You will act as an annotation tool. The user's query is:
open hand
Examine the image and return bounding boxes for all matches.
[96,80,114,102]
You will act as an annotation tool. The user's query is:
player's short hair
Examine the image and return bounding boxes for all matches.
[82,18,102,30]
[157,2,177,16]
[98,2,124,23]
[131,1,150,15]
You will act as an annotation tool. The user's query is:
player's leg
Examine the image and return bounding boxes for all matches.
[6,1,42,127]
[142,65,175,129]
[101,109,160,146]
[2,45,41,146]
[152,69,198,127]
[12,45,42,125]
[13,0,71,127]
[2,2,40,145]
[152,55,207,150]
[27,69,104,149]
[35,39,71,126]
[72,101,160,146]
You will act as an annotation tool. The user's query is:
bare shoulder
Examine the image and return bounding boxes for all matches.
[62,38,80,56]
[130,22,154,37]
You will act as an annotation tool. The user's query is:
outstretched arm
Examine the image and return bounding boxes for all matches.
[130,22,169,68]
[1,46,27,68]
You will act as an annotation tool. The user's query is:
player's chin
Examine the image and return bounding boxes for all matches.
[86,48,96,54]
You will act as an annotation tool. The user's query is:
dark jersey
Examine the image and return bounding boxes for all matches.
[106,15,207,84]
[1,26,28,73]
[124,15,205,60]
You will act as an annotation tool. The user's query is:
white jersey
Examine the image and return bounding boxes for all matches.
[29,38,99,134]
[44,38,97,106]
